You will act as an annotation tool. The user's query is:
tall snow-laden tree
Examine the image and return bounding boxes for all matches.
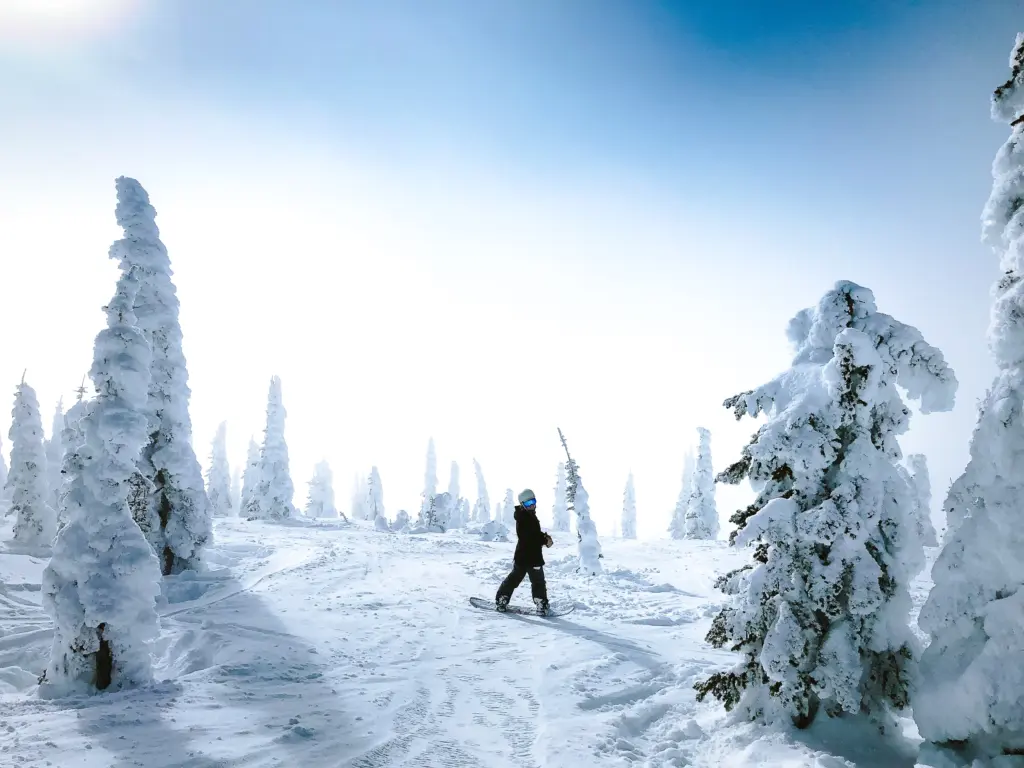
[8,379,57,548]
[668,449,696,539]
[41,200,163,694]
[472,459,490,523]
[57,384,89,530]
[0,433,8,513]
[683,428,718,540]
[694,281,956,730]
[621,472,637,539]
[446,461,466,528]
[44,399,64,513]
[368,465,385,524]
[206,422,233,518]
[230,465,241,514]
[501,489,515,528]
[552,462,570,532]
[558,428,602,575]
[915,40,1024,761]
[239,437,260,517]
[421,437,437,518]
[249,376,295,520]
[898,454,938,548]
[305,460,337,518]
[118,178,210,575]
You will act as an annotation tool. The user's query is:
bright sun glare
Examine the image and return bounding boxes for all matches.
[0,0,135,44]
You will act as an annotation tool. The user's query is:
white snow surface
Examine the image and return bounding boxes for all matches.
[0,518,941,767]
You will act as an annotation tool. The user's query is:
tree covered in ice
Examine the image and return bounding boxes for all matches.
[239,437,260,517]
[44,399,64,513]
[392,509,411,532]
[420,437,437,519]
[418,491,449,532]
[915,39,1024,760]
[446,461,468,528]
[479,518,509,542]
[8,379,57,548]
[349,472,368,520]
[368,465,385,525]
[0,433,8,511]
[56,384,89,530]
[897,454,938,548]
[694,281,956,730]
[206,422,233,518]
[118,178,210,575]
[230,465,241,513]
[559,428,601,575]
[683,428,718,540]
[248,376,295,520]
[472,459,490,523]
[304,460,337,518]
[668,449,695,540]
[621,472,637,539]
[501,489,515,527]
[41,190,163,693]
[552,462,569,532]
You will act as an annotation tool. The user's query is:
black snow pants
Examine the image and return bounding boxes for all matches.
[496,564,548,603]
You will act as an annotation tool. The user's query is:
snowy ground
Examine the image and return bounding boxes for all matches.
[0,519,938,767]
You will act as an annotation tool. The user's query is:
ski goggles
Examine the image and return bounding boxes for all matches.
[522,498,537,508]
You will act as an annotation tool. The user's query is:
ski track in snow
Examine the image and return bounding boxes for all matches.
[0,522,939,767]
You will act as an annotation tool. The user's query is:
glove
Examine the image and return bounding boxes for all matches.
[544,533,553,548]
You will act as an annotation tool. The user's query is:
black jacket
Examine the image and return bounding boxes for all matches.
[513,505,547,567]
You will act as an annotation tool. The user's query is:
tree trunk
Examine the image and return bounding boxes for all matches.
[96,623,113,690]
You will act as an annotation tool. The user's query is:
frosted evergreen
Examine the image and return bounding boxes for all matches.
[552,462,570,532]
[559,428,601,575]
[44,399,64,514]
[249,376,295,520]
[899,454,938,548]
[304,461,337,518]
[501,489,515,528]
[57,387,89,531]
[668,449,695,539]
[696,281,956,730]
[8,380,57,549]
[206,422,234,518]
[472,459,490,523]
[368,465,384,524]
[621,472,637,539]
[683,428,718,540]
[239,438,260,517]
[420,438,437,519]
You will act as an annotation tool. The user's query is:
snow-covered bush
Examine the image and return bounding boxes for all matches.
[683,428,718,540]
[479,518,510,542]
[239,438,260,516]
[8,380,56,548]
[915,39,1024,760]
[668,449,695,540]
[898,454,937,548]
[621,472,637,539]
[120,177,210,574]
[41,180,163,693]
[392,509,411,532]
[248,376,295,520]
[559,428,601,575]
[44,399,64,513]
[552,462,569,532]
[695,281,956,730]
[305,461,338,518]
[206,422,234,517]
[472,459,490,523]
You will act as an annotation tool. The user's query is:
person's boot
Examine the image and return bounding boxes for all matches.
[534,598,549,616]
[496,595,509,612]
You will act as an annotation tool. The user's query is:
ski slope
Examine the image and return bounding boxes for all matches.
[0,519,934,767]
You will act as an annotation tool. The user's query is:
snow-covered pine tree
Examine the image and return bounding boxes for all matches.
[683,428,718,540]
[419,491,449,532]
[668,449,696,539]
[446,461,464,528]
[44,399,64,513]
[230,465,241,513]
[8,379,57,549]
[249,376,295,520]
[472,459,490,523]
[118,178,210,575]
[41,197,162,693]
[915,40,1024,760]
[502,489,515,528]
[479,518,510,542]
[558,428,602,575]
[552,462,569,532]
[694,281,956,730]
[392,509,411,531]
[898,454,938,548]
[206,422,234,517]
[350,472,368,520]
[0,433,8,513]
[368,465,385,526]
[621,472,637,539]
[239,437,260,517]
[56,383,89,530]
[420,437,438,520]
[305,460,337,517]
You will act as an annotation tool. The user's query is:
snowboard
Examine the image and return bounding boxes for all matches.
[469,596,575,617]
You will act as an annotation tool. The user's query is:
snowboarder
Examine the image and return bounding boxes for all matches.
[495,489,554,614]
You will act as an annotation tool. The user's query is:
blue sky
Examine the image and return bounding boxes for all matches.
[0,0,1019,533]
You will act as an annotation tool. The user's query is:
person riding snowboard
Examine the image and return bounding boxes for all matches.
[496,488,554,614]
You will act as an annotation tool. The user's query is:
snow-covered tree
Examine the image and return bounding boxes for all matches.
[683,428,718,540]
[392,509,411,531]
[552,462,569,532]
[44,399,64,513]
[694,281,956,730]
[418,491,449,532]
[368,465,385,525]
[472,459,490,523]
[558,428,602,575]
[206,422,233,518]
[420,437,437,518]
[915,42,1024,761]
[56,384,89,530]
[621,472,637,539]
[304,460,337,518]
[479,518,509,542]
[119,178,210,575]
[248,376,295,520]
[501,489,515,527]
[898,454,937,548]
[0,433,8,513]
[668,449,695,540]
[446,461,467,528]
[349,472,368,520]
[41,197,163,693]
[230,465,241,513]
[239,437,260,516]
[8,379,56,548]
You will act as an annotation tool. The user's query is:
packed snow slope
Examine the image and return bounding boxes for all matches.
[0,519,936,767]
